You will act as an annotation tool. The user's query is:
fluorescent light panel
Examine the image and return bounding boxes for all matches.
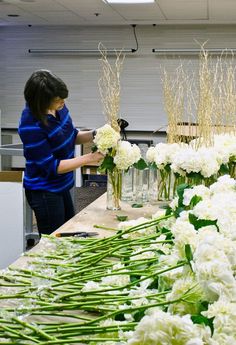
[104,0,154,4]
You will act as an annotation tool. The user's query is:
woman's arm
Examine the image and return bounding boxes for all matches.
[75,130,95,145]
[57,151,103,174]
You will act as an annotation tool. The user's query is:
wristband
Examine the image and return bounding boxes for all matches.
[92,129,97,139]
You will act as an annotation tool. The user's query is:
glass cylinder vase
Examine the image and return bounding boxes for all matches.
[106,169,122,210]
[121,167,134,202]
[148,167,158,204]
[157,168,173,201]
[133,168,149,204]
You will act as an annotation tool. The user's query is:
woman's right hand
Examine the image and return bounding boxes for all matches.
[84,152,104,166]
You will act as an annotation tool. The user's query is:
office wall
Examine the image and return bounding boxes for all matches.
[1,25,236,131]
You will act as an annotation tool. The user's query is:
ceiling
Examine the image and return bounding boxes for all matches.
[1,0,236,26]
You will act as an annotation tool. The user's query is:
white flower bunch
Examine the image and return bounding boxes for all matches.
[193,232,236,301]
[213,133,236,162]
[146,143,183,169]
[93,124,120,154]
[197,147,220,178]
[101,264,130,287]
[210,174,236,194]
[171,212,198,259]
[183,185,210,206]
[167,274,204,315]
[118,217,156,239]
[192,189,236,240]
[114,141,141,170]
[171,146,220,178]
[127,308,210,345]
[171,147,202,176]
[202,298,236,345]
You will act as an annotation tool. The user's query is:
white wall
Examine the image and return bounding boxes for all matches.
[0,181,24,268]
[1,25,236,131]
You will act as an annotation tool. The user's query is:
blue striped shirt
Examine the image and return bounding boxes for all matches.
[18,104,79,193]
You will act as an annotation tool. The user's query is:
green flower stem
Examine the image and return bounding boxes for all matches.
[31,312,93,322]
[8,267,60,282]
[40,337,123,344]
[81,296,184,327]
[12,317,57,341]
[44,322,137,333]
[1,324,40,343]
[93,224,117,231]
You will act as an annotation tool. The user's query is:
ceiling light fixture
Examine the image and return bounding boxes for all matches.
[152,48,236,55]
[104,0,154,4]
[29,25,138,55]
[28,48,136,54]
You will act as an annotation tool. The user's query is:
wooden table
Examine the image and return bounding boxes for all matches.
[9,193,161,269]
[54,193,161,238]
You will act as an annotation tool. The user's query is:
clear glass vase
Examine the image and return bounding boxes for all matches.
[157,168,173,201]
[173,173,186,198]
[121,167,134,202]
[133,168,149,204]
[106,169,122,210]
[148,167,158,204]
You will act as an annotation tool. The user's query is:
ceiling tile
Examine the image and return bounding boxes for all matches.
[158,0,208,20]
[109,3,165,21]
[209,0,236,21]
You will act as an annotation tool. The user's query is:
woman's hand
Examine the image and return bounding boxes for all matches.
[84,152,104,166]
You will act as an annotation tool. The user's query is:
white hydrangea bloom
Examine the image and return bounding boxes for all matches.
[146,146,156,163]
[193,235,236,301]
[183,185,210,206]
[93,124,120,154]
[202,298,236,345]
[210,175,236,194]
[167,275,204,315]
[114,141,141,170]
[171,214,198,259]
[197,147,220,178]
[127,308,209,345]
[213,133,236,162]
[118,217,156,239]
[171,147,202,175]
[81,281,100,292]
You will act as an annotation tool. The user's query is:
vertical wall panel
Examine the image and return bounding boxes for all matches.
[1,25,236,130]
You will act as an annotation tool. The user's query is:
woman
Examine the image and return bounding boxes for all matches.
[18,69,103,235]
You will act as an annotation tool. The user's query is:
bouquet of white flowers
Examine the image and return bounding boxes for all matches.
[93,124,146,209]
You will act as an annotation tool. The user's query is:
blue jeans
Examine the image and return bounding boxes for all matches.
[25,189,75,235]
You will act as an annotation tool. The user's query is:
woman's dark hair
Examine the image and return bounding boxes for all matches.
[24,69,68,125]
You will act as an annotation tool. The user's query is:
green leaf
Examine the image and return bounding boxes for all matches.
[131,203,143,208]
[185,244,193,272]
[177,183,191,207]
[133,158,148,170]
[130,275,141,283]
[185,244,193,262]
[174,206,185,218]
[114,313,126,321]
[116,215,128,222]
[133,309,145,322]
[188,213,218,230]
[219,163,229,175]
[186,171,203,180]
[191,315,214,335]
[147,277,159,289]
[149,162,157,169]
[91,144,98,153]
[189,195,202,208]
[99,155,115,172]
[164,164,171,173]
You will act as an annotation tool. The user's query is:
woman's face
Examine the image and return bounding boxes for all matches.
[50,97,65,111]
